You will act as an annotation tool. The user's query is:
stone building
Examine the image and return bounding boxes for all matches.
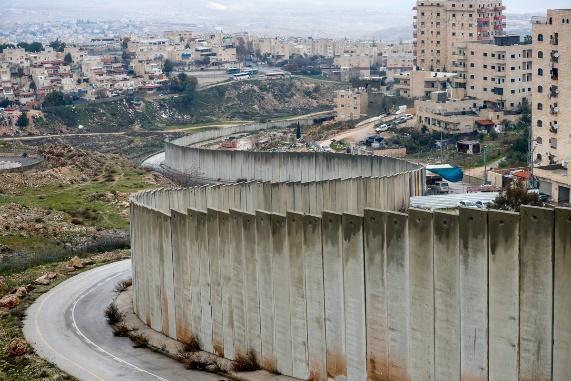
[452,35,532,111]
[335,89,369,121]
[531,9,571,203]
[413,0,506,72]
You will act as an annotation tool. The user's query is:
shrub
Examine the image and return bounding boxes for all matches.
[104,303,123,325]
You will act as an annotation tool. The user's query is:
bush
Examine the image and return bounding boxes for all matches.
[104,303,123,325]
[489,180,543,212]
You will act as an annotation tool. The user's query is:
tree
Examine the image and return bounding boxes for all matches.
[295,123,301,140]
[0,43,16,53]
[0,98,9,108]
[64,52,73,64]
[49,39,66,52]
[163,59,174,76]
[17,41,43,53]
[489,180,542,212]
[42,91,67,107]
[16,111,29,127]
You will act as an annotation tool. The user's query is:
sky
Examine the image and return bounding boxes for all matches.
[3,0,571,39]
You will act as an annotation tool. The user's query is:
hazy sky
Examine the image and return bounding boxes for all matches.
[4,0,570,39]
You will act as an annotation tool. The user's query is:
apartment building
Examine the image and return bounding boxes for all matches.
[386,43,415,80]
[531,9,571,203]
[393,70,457,98]
[454,35,533,111]
[415,92,512,134]
[414,0,505,72]
[335,89,369,121]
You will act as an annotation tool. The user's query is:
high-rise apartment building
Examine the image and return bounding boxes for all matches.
[452,35,533,111]
[531,9,571,203]
[413,0,505,72]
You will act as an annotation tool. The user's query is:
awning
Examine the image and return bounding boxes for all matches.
[426,164,464,183]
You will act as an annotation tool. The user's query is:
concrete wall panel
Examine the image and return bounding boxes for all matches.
[207,208,224,356]
[218,210,235,360]
[288,212,310,379]
[384,211,409,381]
[303,214,327,380]
[271,213,293,375]
[364,209,389,381]
[519,206,553,381]
[488,210,519,381]
[553,207,571,381]
[459,208,488,381]
[342,213,367,381]
[322,211,347,379]
[256,210,276,371]
[433,211,460,381]
[408,208,434,381]
[229,210,247,356]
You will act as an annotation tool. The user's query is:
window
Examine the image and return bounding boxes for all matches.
[537,103,543,110]
[536,137,542,144]
[538,85,543,93]
[537,120,543,128]
[538,68,544,76]
[538,51,544,58]
[537,34,544,42]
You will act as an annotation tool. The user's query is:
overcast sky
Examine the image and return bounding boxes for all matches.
[4,0,570,39]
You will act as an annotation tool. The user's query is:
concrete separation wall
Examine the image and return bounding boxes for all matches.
[131,191,571,380]
[131,130,571,380]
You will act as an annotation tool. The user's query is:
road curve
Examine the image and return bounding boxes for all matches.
[23,260,223,381]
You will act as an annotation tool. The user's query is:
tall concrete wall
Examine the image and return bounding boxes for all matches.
[131,188,571,381]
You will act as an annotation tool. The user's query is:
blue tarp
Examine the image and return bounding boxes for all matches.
[427,166,464,183]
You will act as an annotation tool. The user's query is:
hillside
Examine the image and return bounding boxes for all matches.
[38,78,341,134]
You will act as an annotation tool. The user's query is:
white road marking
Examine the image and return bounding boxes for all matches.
[69,268,171,381]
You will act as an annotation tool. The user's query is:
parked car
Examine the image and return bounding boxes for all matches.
[458,200,481,208]
[376,124,389,132]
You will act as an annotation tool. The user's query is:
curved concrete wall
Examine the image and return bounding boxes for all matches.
[131,191,571,381]
[132,125,571,380]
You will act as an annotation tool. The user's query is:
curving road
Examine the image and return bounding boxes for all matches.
[23,260,223,381]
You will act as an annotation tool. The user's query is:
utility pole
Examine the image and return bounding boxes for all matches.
[483,144,488,185]
[440,128,443,163]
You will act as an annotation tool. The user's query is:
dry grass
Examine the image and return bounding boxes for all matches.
[182,334,201,353]
[232,350,261,372]
[129,333,148,348]
[114,277,132,293]
[112,323,130,337]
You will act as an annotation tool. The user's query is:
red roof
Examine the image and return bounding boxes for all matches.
[476,119,495,126]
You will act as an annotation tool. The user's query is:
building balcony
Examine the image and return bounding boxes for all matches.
[550,123,559,133]
[478,17,490,23]
[550,85,559,98]
[494,5,506,11]
[494,15,507,20]
[551,36,559,46]
[550,106,560,115]
[551,51,559,63]
[551,68,559,80]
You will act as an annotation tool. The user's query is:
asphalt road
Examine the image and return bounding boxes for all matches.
[23,260,223,381]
